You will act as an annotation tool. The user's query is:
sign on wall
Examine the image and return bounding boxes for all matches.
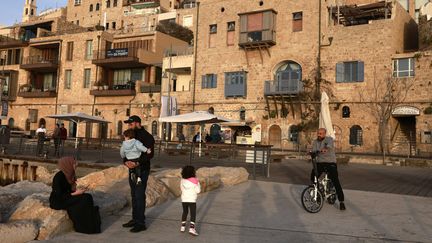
[106,48,129,58]
[392,106,420,116]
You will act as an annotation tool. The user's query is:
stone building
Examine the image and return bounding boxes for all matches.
[0,0,188,139]
[161,0,432,156]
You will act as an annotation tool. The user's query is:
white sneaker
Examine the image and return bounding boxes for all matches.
[189,226,199,236]
[180,222,186,232]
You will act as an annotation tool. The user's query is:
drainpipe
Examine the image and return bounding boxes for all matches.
[54,40,63,116]
[192,1,200,111]
[92,35,101,116]
[316,0,322,98]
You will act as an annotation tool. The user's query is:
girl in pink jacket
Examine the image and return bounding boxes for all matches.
[180,165,201,236]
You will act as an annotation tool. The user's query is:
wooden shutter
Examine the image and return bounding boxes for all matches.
[357,61,364,82]
[247,13,263,31]
[336,63,344,83]
[213,74,217,88]
[201,75,207,89]
[9,71,18,101]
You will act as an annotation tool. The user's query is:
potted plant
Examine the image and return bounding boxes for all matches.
[20,83,32,92]
[103,83,109,90]
[92,81,99,90]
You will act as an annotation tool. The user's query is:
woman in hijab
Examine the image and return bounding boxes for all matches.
[49,157,101,234]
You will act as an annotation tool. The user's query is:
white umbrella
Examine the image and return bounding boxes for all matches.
[159,111,234,124]
[46,112,110,149]
[319,92,335,139]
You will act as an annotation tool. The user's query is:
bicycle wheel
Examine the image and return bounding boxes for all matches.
[301,186,324,213]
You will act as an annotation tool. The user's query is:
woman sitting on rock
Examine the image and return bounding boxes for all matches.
[49,157,101,234]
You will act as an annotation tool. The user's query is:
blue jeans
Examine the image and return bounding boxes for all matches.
[129,167,149,225]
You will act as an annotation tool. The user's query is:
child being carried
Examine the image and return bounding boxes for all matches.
[120,129,151,185]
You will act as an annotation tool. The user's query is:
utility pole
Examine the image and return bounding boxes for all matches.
[165,44,173,142]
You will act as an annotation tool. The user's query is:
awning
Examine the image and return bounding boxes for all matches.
[159,111,235,125]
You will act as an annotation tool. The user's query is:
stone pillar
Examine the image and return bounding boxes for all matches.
[149,66,156,84]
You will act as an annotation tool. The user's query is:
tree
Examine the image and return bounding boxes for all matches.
[359,67,416,154]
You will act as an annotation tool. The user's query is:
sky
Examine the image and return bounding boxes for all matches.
[0,0,68,26]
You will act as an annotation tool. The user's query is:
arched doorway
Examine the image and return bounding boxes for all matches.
[38,118,46,127]
[268,125,282,148]
[288,125,299,144]
[25,119,31,131]
[7,118,14,129]
[152,121,158,136]
[69,122,77,137]
[210,124,221,143]
[117,121,123,136]
[99,123,108,139]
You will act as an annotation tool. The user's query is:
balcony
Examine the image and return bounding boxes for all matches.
[92,47,149,69]
[264,80,303,96]
[163,46,193,74]
[123,0,160,8]
[140,84,161,93]
[18,90,57,98]
[90,84,136,97]
[20,56,59,71]
[0,35,29,48]
[238,10,277,49]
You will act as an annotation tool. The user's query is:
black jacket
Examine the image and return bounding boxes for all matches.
[49,171,73,210]
[124,127,155,170]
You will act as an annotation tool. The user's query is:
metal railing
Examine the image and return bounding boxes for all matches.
[21,56,59,65]
[264,80,303,95]
[164,46,194,57]
[93,47,142,60]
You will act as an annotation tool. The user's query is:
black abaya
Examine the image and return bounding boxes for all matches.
[49,171,101,234]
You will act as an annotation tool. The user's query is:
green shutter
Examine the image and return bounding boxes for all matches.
[336,63,344,83]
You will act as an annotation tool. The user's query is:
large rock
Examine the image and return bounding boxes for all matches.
[145,175,171,207]
[197,167,249,186]
[92,190,128,215]
[0,220,39,243]
[77,165,128,191]
[159,177,181,197]
[9,193,73,240]
[0,181,51,222]
[36,167,56,185]
[199,176,222,193]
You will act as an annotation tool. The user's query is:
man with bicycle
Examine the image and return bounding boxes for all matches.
[310,128,346,210]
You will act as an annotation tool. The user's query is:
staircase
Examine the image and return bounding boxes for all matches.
[390,119,416,156]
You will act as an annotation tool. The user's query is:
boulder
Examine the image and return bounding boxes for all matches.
[154,168,182,179]
[159,177,181,197]
[36,167,56,185]
[9,193,73,240]
[0,181,51,222]
[0,220,39,243]
[92,190,128,215]
[199,176,222,193]
[77,165,128,191]
[145,175,171,207]
[196,167,249,186]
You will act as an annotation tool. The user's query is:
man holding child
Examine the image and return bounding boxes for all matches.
[121,115,155,233]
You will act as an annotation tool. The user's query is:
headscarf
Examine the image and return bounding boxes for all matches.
[58,157,77,188]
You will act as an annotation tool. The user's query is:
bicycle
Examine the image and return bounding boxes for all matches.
[301,151,337,213]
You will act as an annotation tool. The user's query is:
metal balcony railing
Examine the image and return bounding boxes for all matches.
[264,80,303,95]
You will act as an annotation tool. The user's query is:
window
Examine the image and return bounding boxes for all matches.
[349,125,363,146]
[240,107,246,121]
[31,9,34,16]
[76,20,80,25]
[113,69,143,86]
[225,71,247,97]
[202,74,217,89]
[96,3,100,11]
[336,61,364,82]
[106,23,109,30]
[273,61,302,93]
[112,22,116,29]
[84,69,91,88]
[43,73,56,91]
[293,12,303,32]
[25,8,28,15]
[66,42,74,61]
[227,22,235,46]
[183,15,193,27]
[342,106,350,118]
[85,40,93,59]
[421,131,432,144]
[393,58,415,78]
[65,70,72,89]
[210,24,217,33]
[89,4,93,12]
[117,121,123,136]
[28,109,38,123]
[289,125,300,143]
[106,0,111,8]
[239,10,276,44]
[74,0,81,5]
[113,0,118,7]
[152,121,158,136]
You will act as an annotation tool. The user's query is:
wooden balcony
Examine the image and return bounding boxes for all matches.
[18,90,57,98]
[20,56,58,71]
[90,86,136,97]
[264,80,302,96]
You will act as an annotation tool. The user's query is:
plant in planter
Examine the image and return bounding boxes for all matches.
[103,83,109,90]
[20,83,32,92]
[424,106,432,115]
[269,110,277,119]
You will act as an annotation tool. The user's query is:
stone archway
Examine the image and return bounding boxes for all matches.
[268,125,282,148]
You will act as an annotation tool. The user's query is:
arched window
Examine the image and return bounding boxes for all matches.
[96,3,100,11]
[38,118,46,127]
[274,61,302,93]
[30,9,34,15]
[25,8,29,15]
[152,121,158,136]
[113,0,118,7]
[342,106,350,118]
[25,119,31,131]
[239,107,246,121]
[117,121,123,136]
[8,118,14,129]
[349,125,363,146]
[106,0,111,8]
[89,4,93,12]
[289,125,300,143]
[208,106,214,114]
